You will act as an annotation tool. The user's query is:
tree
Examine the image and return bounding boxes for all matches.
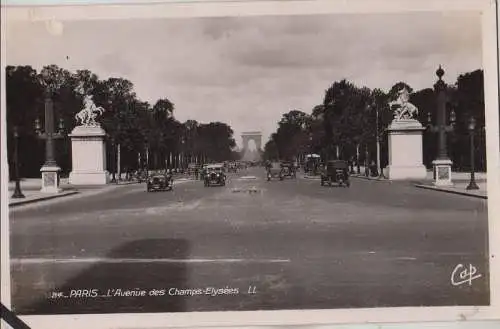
[263,134,279,161]
[6,66,43,128]
[195,122,236,162]
[311,104,325,119]
[145,98,176,168]
[6,65,45,179]
[272,110,310,161]
[388,82,413,101]
[4,64,267,176]
[183,119,200,163]
[409,88,437,168]
[322,80,374,160]
[451,70,486,171]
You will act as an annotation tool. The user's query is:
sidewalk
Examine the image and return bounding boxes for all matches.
[413,172,487,200]
[414,181,487,199]
[7,174,195,207]
[7,178,139,207]
[8,178,78,208]
[350,169,488,199]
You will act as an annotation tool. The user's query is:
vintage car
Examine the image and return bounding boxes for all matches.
[204,164,226,187]
[320,160,350,187]
[266,162,284,181]
[147,171,174,192]
[199,164,209,180]
[304,154,321,175]
[227,162,238,173]
[280,161,296,179]
[135,169,148,183]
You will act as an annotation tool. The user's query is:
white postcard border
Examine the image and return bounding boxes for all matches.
[1,0,499,328]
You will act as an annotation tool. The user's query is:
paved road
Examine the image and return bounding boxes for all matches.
[9,168,489,314]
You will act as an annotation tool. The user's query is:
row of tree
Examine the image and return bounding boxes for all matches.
[6,65,238,179]
[263,69,486,172]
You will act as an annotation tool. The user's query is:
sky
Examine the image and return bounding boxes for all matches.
[6,11,482,147]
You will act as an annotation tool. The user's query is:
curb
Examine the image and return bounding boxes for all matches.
[8,181,140,207]
[414,184,487,199]
[351,175,392,182]
[9,191,80,208]
[104,181,139,186]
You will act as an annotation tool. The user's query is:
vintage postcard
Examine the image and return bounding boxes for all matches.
[1,0,499,328]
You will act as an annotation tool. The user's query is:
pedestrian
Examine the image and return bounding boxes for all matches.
[370,160,378,177]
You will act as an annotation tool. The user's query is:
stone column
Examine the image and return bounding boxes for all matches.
[69,125,110,185]
[41,166,62,193]
[385,119,427,180]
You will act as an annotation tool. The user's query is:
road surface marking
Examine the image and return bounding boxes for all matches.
[174,178,195,182]
[238,176,258,180]
[11,257,291,265]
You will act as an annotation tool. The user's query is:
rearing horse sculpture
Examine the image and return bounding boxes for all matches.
[75,95,105,126]
[388,87,419,121]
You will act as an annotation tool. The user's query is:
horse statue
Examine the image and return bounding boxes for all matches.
[388,87,419,121]
[75,94,105,126]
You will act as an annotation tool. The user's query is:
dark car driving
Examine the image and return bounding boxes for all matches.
[147,171,174,192]
[280,161,296,179]
[320,160,350,187]
[204,164,226,187]
[266,161,284,181]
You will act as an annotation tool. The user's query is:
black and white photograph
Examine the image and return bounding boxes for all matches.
[1,0,499,327]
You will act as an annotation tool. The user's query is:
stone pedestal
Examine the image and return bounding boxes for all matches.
[385,119,427,180]
[432,158,453,186]
[69,125,110,185]
[40,165,63,193]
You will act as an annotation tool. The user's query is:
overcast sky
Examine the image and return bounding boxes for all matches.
[6,11,482,147]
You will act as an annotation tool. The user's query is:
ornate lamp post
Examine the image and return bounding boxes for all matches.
[466,116,479,190]
[35,72,65,193]
[427,65,456,186]
[11,126,25,198]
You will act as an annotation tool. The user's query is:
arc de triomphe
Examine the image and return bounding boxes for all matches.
[241,131,262,152]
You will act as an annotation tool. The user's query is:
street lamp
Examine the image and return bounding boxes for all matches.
[466,116,479,190]
[426,65,456,186]
[356,143,361,174]
[370,101,386,179]
[109,136,117,183]
[35,72,66,193]
[364,144,369,177]
[308,133,313,174]
[145,142,149,171]
[11,126,25,198]
[181,138,185,171]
